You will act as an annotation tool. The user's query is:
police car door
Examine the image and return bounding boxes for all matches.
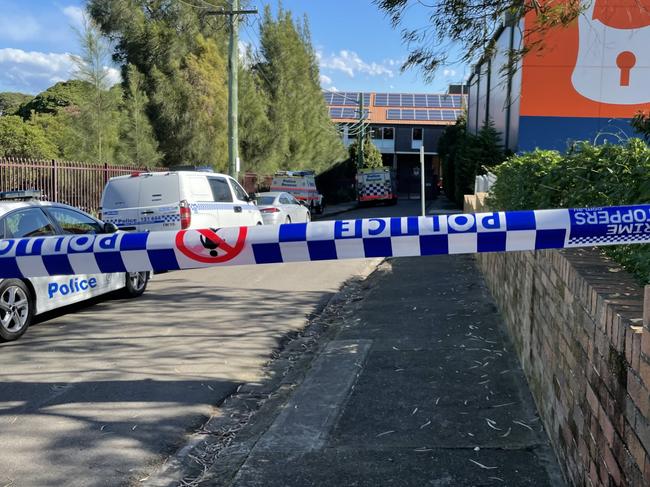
[206,176,236,227]
[228,177,257,226]
[39,207,123,314]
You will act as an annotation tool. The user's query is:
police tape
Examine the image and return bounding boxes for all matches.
[1,204,650,279]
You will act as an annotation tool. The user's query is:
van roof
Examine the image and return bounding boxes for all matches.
[107,171,231,182]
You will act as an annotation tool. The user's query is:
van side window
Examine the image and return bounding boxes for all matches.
[230,179,249,202]
[208,177,233,203]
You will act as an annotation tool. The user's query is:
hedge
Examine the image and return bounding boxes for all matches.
[488,139,650,284]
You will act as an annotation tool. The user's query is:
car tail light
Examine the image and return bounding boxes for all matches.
[180,200,192,229]
[260,207,280,213]
[130,171,142,177]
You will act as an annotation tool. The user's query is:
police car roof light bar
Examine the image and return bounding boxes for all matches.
[0,190,43,200]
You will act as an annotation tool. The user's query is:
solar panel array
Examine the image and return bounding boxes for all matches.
[329,107,369,119]
[375,93,463,108]
[386,109,461,121]
[323,92,371,106]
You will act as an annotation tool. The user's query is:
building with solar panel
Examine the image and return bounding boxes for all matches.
[324,89,466,196]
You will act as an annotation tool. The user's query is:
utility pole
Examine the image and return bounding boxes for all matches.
[206,1,257,179]
[356,93,365,169]
[420,145,426,216]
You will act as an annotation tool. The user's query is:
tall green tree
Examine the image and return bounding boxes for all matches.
[238,60,272,173]
[88,0,230,167]
[119,64,161,165]
[255,6,345,172]
[71,16,122,163]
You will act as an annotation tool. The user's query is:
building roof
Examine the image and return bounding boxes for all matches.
[324,91,466,126]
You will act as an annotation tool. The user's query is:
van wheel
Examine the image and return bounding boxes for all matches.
[0,280,34,342]
[122,272,149,298]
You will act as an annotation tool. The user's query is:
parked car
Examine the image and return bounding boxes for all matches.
[0,190,149,342]
[255,191,311,225]
[100,170,263,232]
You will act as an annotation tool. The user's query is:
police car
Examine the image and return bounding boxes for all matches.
[0,191,149,342]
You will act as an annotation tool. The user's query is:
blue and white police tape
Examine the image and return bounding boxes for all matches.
[1,205,650,279]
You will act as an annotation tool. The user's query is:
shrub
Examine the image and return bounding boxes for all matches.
[439,118,506,207]
[488,139,650,283]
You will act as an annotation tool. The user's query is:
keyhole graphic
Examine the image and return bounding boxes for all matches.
[616,51,636,86]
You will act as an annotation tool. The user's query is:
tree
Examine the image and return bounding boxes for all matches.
[119,64,161,165]
[238,59,272,174]
[71,16,122,163]
[28,112,77,159]
[453,122,505,206]
[0,93,33,116]
[255,6,345,172]
[88,0,230,167]
[16,80,92,119]
[348,138,383,169]
[374,0,583,80]
[0,116,58,158]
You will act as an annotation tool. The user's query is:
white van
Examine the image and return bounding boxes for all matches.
[270,171,324,214]
[100,171,263,232]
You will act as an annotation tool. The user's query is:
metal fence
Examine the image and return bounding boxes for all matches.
[0,157,167,215]
[0,157,269,215]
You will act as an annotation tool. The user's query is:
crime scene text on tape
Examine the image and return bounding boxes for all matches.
[1,205,650,279]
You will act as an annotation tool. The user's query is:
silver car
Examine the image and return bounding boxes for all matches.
[256,192,311,225]
[0,191,149,342]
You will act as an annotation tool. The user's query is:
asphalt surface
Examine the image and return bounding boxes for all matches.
[198,197,565,487]
[0,201,427,487]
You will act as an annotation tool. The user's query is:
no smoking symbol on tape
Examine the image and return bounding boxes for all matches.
[175,227,248,263]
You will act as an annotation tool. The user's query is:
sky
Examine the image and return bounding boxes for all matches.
[0,0,467,95]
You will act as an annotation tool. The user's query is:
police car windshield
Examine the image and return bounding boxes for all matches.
[257,196,277,205]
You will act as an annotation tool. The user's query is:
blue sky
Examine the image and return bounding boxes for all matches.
[0,0,466,95]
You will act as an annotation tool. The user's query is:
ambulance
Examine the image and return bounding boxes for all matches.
[0,191,149,342]
[270,171,324,214]
[356,167,397,205]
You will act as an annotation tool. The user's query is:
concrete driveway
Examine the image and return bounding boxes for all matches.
[0,200,424,486]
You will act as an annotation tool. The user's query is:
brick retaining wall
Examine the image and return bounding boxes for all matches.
[465,194,650,486]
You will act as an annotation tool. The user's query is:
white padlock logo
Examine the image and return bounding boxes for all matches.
[571,0,650,105]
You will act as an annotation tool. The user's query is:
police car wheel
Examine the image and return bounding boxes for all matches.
[123,272,149,298]
[0,280,33,342]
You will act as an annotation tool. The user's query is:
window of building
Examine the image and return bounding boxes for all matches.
[371,127,382,139]
[382,127,394,140]
[412,128,423,141]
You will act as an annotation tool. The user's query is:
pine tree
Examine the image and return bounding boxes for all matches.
[239,58,272,173]
[70,16,121,163]
[119,64,161,166]
[256,6,345,172]
[88,0,230,167]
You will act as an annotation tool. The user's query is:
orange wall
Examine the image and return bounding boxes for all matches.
[521,1,650,119]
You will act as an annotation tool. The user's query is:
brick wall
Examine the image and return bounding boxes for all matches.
[465,194,650,486]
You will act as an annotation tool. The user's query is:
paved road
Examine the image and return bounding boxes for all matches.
[0,200,423,487]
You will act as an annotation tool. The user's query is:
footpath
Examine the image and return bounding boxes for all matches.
[147,198,565,487]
